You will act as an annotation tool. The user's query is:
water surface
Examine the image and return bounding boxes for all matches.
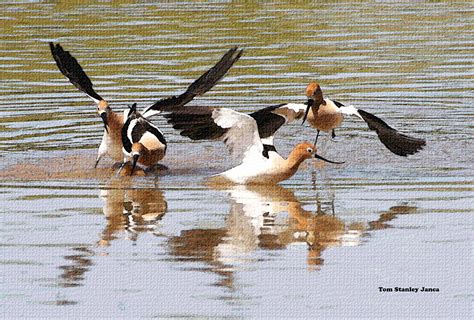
[1,2,473,318]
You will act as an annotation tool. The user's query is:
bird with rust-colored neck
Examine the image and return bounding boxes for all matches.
[211,140,337,185]
[49,43,242,168]
[300,82,426,156]
[161,107,343,185]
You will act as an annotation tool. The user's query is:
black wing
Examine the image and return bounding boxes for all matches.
[162,107,228,141]
[49,42,104,102]
[332,99,345,108]
[163,103,290,142]
[142,47,243,115]
[249,104,287,139]
[358,109,426,156]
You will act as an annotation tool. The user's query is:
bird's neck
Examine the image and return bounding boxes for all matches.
[106,109,124,133]
[285,151,307,175]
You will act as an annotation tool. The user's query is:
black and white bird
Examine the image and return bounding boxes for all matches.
[117,103,167,176]
[49,43,243,167]
[160,106,342,184]
[301,82,426,156]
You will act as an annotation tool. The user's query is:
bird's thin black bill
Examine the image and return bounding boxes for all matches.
[301,99,313,125]
[314,153,345,164]
[130,154,139,176]
[100,113,109,133]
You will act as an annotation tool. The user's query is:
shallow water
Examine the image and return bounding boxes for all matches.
[1,1,473,318]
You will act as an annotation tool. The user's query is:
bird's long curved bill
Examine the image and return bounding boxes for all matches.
[314,153,345,164]
[301,100,313,125]
[100,113,109,133]
[130,154,139,176]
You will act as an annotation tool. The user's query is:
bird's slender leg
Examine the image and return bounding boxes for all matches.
[115,160,128,177]
[94,156,102,168]
[95,140,107,168]
[314,130,320,145]
[331,129,336,139]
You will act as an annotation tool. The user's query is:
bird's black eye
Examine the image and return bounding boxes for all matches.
[307,148,313,153]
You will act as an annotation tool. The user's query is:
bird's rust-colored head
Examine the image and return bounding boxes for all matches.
[305,82,324,104]
[130,143,145,175]
[305,82,321,98]
[293,141,345,165]
[302,82,325,125]
[293,142,317,161]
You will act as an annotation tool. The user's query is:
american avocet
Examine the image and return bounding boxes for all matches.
[301,82,426,156]
[118,103,167,175]
[49,43,242,167]
[163,107,343,184]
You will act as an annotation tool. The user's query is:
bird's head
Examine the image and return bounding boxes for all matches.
[130,142,144,176]
[305,82,322,99]
[124,103,139,120]
[294,142,345,164]
[302,82,325,125]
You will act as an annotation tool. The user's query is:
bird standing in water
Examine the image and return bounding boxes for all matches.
[161,107,342,184]
[301,82,426,156]
[118,103,167,176]
[49,43,242,167]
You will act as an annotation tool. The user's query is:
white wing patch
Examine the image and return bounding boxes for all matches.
[211,108,264,163]
[140,106,161,119]
[273,103,307,122]
[260,136,274,145]
[127,119,139,143]
[339,105,363,120]
[281,103,307,113]
[89,96,101,104]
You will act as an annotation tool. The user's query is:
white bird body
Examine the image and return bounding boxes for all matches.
[97,129,123,163]
[216,150,286,185]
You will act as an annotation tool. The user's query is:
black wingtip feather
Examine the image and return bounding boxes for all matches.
[49,42,103,102]
[147,47,243,112]
[358,109,426,157]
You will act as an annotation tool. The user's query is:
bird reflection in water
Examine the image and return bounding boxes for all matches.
[98,182,168,246]
[57,181,167,289]
[168,184,365,288]
[58,246,94,289]
[368,205,418,230]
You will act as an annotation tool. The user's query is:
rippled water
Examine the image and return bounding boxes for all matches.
[1,2,473,318]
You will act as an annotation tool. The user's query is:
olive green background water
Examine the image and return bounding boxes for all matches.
[1,1,473,318]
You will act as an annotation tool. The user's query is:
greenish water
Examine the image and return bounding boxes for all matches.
[0,2,473,318]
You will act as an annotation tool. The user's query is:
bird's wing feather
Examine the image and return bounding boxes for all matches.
[122,113,166,154]
[163,107,263,162]
[163,106,228,141]
[249,103,307,140]
[357,109,426,156]
[142,47,243,118]
[212,108,263,162]
[49,42,104,104]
